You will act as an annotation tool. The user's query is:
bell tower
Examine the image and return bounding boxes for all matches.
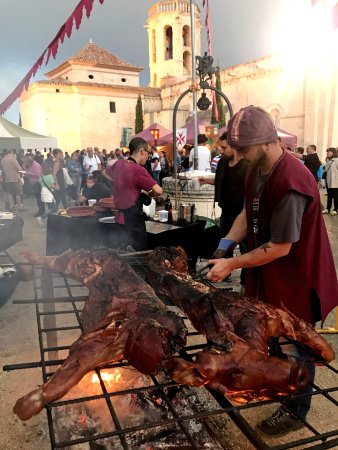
[146,1,201,87]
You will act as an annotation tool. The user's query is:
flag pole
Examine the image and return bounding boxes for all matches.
[190,0,198,170]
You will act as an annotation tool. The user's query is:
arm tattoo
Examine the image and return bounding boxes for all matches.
[259,243,272,254]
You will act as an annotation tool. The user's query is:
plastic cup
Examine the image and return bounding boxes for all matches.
[88,199,97,206]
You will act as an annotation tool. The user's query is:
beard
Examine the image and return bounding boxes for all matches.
[250,145,267,168]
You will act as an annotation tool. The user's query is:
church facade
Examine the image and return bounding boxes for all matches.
[20,0,338,161]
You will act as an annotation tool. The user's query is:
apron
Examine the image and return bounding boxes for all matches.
[119,196,147,251]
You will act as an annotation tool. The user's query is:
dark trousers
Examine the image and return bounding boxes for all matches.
[159,171,169,186]
[277,339,315,419]
[118,199,147,251]
[54,189,68,209]
[32,182,45,215]
[326,187,338,211]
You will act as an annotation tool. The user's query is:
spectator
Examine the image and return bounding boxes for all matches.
[114,148,124,160]
[189,134,211,171]
[159,151,170,185]
[0,149,24,211]
[322,147,338,215]
[83,147,102,174]
[150,146,161,183]
[37,162,57,224]
[79,174,112,205]
[24,156,44,217]
[210,147,221,173]
[293,144,321,181]
[107,150,117,166]
[66,152,83,202]
[52,148,68,209]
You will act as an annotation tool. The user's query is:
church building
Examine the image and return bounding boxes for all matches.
[19,0,338,160]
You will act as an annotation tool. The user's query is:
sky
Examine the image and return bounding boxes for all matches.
[0,0,309,124]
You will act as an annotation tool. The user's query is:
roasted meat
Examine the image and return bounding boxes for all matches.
[146,247,335,400]
[14,249,187,421]
[146,247,335,363]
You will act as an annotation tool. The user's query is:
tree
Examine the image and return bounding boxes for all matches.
[211,69,225,127]
[135,94,144,133]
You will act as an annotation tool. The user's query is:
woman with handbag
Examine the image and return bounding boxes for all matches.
[322,147,338,215]
[52,148,68,209]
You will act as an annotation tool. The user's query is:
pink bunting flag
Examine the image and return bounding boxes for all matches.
[74,2,84,30]
[84,0,95,18]
[0,0,105,115]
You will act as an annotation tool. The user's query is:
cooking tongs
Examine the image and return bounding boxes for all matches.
[192,263,210,279]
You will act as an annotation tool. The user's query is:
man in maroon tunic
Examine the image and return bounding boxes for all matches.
[103,137,162,251]
[207,106,338,436]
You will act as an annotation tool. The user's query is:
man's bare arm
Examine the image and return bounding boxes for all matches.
[207,241,292,282]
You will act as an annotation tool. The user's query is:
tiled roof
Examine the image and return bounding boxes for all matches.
[35,78,161,97]
[69,41,143,72]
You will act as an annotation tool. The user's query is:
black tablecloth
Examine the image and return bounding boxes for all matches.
[46,213,205,266]
[0,216,24,252]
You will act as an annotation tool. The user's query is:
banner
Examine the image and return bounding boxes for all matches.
[176,128,187,151]
[121,127,132,147]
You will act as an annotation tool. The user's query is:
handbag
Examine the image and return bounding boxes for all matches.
[41,176,56,203]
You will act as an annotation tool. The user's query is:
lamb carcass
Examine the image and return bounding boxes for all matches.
[146,247,334,399]
[146,247,335,362]
[14,249,187,420]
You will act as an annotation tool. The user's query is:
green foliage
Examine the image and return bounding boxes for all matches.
[211,70,225,127]
[135,95,144,133]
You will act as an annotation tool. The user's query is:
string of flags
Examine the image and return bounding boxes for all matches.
[0,0,106,116]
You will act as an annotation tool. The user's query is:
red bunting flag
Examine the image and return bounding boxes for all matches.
[0,0,106,115]
[84,0,95,18]
[74,2,84,30]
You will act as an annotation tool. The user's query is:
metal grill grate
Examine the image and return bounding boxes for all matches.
[3,258,338,450]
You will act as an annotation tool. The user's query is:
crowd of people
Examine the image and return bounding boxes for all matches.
[0,145,173,225]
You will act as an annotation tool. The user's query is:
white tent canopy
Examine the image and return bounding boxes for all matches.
[0,116,57,151]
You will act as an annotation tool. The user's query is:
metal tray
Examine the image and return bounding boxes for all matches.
[98,216,116,224]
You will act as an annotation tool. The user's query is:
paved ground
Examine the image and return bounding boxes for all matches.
[0,193,337,450]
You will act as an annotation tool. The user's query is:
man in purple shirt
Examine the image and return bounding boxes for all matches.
[103,137,162,250]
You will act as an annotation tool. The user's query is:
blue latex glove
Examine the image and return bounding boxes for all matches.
[212,238,237,259]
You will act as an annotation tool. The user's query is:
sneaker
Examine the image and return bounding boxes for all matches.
[36,217,44,226]
[330,210,337,216]
[322,209,329,214]
[257,407,304,436]
[34,212,41,217]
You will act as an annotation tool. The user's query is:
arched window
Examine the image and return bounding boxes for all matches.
[164,26,173,60]
[270,108,280,128]
[182,25,191,47]
[152,29,156,63]
[183,51,191,74]
[153,73,157,87]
